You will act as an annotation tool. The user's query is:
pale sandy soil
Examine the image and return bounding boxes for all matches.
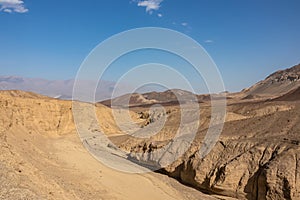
[1,128,219,200]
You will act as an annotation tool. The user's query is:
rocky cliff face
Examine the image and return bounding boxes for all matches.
[0,90,75,136]
[164,135,300,200]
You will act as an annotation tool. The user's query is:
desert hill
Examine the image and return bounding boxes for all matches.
[274,86,300,101]
[242,64,300,99]
[100,89,200,108]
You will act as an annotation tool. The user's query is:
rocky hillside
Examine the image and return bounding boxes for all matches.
[126,98,300,199]
[243,64,300,98]
[275,86,300,101]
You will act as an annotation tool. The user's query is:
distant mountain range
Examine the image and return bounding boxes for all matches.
[0,76,120,101]
[1,63,300,104]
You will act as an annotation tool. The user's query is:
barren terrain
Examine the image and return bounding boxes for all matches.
[0,91,217,200]
[1,64,300,199]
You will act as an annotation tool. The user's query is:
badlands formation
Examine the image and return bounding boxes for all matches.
[1,64,300,199]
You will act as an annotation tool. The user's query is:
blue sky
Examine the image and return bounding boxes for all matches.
[0,0,300,92]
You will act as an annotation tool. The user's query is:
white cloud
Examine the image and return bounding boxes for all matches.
[0,0,28,13]
[181,22,188,26]
[204,40,214,43]
[136,0,163,13]
[157,13,162,17]
[3,8,11,12]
